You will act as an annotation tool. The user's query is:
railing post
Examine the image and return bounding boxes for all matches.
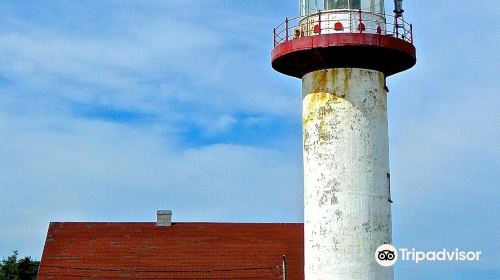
[318,10,322,34]
[410,23,413,44]
[273,28,276,47]
[394,15,399,38]
[358,9,363,33]
[285,17,289,42]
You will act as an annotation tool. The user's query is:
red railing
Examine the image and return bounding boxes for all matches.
[273,9,413,47]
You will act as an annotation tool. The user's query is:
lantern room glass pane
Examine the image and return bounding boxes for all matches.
[300,0,323,15]
[325,0,349,10]
[361,0,385,14]
[300,0,384,15]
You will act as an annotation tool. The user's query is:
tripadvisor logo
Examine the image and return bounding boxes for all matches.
[375,244,398,267]
[375,244,482,266]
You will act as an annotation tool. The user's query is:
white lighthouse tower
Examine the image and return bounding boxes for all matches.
[271,0,416,279]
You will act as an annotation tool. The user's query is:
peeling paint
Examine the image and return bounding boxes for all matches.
[303,68,393,279]
[335,210,343,221]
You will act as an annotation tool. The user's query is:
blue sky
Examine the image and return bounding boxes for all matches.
[0,0,498,279]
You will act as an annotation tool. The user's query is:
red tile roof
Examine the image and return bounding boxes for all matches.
[38,222,304,279]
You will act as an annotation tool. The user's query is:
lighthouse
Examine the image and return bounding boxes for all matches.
[271,0,416,279]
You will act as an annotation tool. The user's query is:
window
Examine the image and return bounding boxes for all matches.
[387,173,393,203]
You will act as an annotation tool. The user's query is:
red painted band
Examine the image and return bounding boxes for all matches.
[271,33,416,78]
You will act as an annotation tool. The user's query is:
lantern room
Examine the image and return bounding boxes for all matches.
[271,0,416,78]
[297,0,387,37]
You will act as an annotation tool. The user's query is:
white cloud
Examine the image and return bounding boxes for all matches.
[0,2,303,259]
[0,3,300,154]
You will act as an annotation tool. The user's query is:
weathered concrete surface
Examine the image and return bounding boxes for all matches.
[302,68,393,280]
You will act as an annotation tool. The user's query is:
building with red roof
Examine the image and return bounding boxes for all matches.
[38,214,304,279]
